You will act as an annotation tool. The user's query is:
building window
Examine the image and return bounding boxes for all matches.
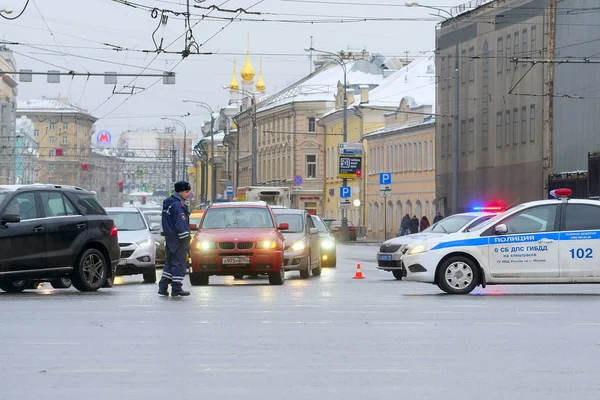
[441,56,446,90]
[530,104,536,142]
[496,112,502,147]
[481,42,489,150]
[34,129,39,137]
[522,29,528,67]
[521,106,527,143]
[49,136,56,144]
[505,110,511,146]
[63,122,68,131]
[506,35,511,71]
[461,49,466,84]
[48,149,54,156]
[306,154,316,178]
[460,120,466,154]
[62,136,68,145]
[441,124,446,157]
[513,108,519,144]
[49,163,55,172]
[513,32,519,63]
[468,118,475,153]
[447,55,453,88]
[497,37,503,73]
[468,47,475,81]
[447,123,452,157]
[531,26,536,54]
[307,117,316,133]
[49,123,55,130]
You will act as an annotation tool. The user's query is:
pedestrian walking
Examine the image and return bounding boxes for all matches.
[433,211,444,223]
[409,215,419,234]
[399,214,411,236]
[158,181,192,297]
[420,216,430,232]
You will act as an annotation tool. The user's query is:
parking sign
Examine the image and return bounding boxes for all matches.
[340,186,351,198]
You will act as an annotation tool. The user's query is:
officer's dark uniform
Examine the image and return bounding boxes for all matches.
[158,182,191,296]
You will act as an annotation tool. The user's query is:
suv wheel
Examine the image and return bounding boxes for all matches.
[268,264,285,285]
[51,278,72,289]
[71,249,108,292]
[190,272,209,286]
[143,268,157,284]
[0,280,29,293]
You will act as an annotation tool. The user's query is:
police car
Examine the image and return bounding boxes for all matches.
[377,211,499,280]
[401,189,600,294]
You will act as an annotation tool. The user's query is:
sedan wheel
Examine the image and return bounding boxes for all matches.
[437,256,479,295]
[0,280,29,293]
[51,277,72,289]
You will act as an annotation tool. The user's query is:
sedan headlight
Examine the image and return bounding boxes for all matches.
[136,237,153,247]
[197,241,216,250]
[257,240,277,249]
[291,241,306,252]
[407,242,439,255]
[321,240,335,250]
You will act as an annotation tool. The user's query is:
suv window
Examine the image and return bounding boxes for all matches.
[201,207,274,229]
[40,192,80,217]
[73,193,106,215]
[3,192,39,220]
[564,204,600,231]
[500,205,558,234]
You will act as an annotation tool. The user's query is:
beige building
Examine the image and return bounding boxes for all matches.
[16,98,98,185]
[0,46,18,184]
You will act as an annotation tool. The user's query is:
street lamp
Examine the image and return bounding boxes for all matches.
[304,46,350,242]
[161,116,188,181]
[0,9,13,14]
[183,100,217,202]
[406,1,459,215]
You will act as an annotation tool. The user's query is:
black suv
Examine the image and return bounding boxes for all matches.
[0,184,120,293]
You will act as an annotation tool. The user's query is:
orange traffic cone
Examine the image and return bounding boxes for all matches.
[353,263,365,280]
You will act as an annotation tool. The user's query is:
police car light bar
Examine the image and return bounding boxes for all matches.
[472,206,506,212]
[550,188,573,199]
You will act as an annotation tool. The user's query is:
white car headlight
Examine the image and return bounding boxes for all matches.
[136,237,153,247]
[407,242,438,255]
[291,241,306,252]
[321,240,335,249]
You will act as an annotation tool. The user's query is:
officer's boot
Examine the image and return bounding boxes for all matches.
[171,288,190,296]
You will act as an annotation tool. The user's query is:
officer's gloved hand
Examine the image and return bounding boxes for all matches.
[179,237,191,250]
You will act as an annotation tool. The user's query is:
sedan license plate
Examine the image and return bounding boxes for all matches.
[118,258,127,266]
[222,256,250,265]
[378,254,393,261]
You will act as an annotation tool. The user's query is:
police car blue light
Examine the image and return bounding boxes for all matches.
[401,189,600,294]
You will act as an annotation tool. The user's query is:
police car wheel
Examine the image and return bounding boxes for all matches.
[392,270,403,280]
[437,256,479,295]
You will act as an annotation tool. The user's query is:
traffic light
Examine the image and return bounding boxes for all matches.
[81,163,88,171]
[118,182,123,193]
[142,183,146,191]
[141,196,147,205]
[56,148,63,156]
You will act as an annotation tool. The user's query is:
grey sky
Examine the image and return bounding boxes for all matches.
[2,0,460,139]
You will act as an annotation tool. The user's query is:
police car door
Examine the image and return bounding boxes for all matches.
[486,204,560,279]
[559,203,600,278]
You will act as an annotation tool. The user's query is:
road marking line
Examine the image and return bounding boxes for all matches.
[51,369,133,373]
[24,342,81,345]
[574,322,600,326]
[473,322,521,326]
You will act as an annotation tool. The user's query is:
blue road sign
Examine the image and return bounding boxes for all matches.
[226,184,234,195]
[340,186,351,198]
[379,172,392,185]
[294,175,303,185]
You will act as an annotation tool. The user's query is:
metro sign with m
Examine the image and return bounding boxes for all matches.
[96,130,112,145]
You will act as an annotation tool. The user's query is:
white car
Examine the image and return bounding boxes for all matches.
[106,207,158,283]
[401,189,600,294]
[377,212,498,280]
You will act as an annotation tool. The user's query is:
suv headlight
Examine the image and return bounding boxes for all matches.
[257,240,277,249]
[197,241,216,250]
[321,239,335,249]
[407,242,438,255]
[291,241,306,252]
[136,237,153,247]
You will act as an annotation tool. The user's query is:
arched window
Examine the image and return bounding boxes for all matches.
[406,199,413,216]
[396,200,403,232]
[416,199,422,218]
[379,202,384,231]
[387,201,393,233]
[425,200,430,220]
[373,202,379,232]
[368,203,373,230]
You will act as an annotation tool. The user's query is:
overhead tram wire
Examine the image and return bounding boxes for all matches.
[0,0,30,19]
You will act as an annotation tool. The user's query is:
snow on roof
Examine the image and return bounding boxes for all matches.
[17,98,96,119]
[365,52,436,109]
[256,59,384,113]
[363,117,435,140]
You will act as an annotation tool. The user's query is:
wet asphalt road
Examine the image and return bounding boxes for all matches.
[2,243,600,399]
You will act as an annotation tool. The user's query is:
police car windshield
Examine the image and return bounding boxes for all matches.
[108,211,147,231]
[0,193,7,205]
[430,215,478,233]
[201,207,274,229]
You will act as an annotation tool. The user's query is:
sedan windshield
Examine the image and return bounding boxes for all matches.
[311,216,329,233]
[274,214,304,233]
[0,192,8,206]
[201,207,273,229]
[429,214,478,234]
[108,211,147,231]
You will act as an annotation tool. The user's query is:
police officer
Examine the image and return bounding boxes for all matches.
[158,181,192,297]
